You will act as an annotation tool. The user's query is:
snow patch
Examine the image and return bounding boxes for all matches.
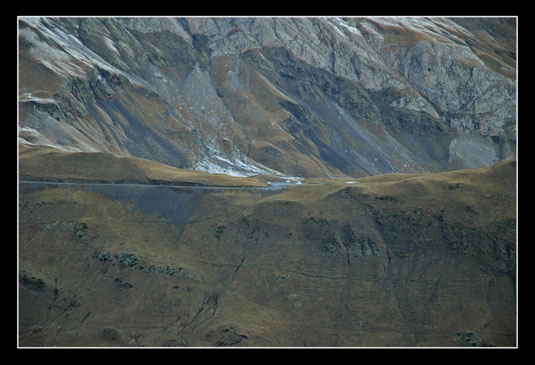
[331,17,363,38]
[103,36,120,55]
[326,18,348,39]
[19,126,41,134]
[194,150,279,177]
[19,93,57,105]
[20,17,150,89]
[367,17,476,45]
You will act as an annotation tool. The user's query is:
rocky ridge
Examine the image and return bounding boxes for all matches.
[18,17,516,177]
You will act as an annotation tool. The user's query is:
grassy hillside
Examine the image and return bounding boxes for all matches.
[18,147,517,347]
[19,144,267,187]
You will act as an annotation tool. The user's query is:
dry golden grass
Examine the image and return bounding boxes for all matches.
[19,144,267,187]
[18,148,516,347]
[18,54,66,97]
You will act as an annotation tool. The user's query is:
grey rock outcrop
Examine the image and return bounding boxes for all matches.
[18,16,516,177]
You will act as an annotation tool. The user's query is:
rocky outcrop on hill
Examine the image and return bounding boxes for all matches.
[18,158,516,347]
[18,17,516,177]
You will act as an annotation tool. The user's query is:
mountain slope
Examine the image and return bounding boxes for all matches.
[18,17,516,178]
[18,154,516,347]
[18,144,267,187]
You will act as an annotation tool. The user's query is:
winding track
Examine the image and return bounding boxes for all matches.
[18,180,300,191]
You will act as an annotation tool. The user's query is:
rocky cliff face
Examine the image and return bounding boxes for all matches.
[18,17,516,177]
